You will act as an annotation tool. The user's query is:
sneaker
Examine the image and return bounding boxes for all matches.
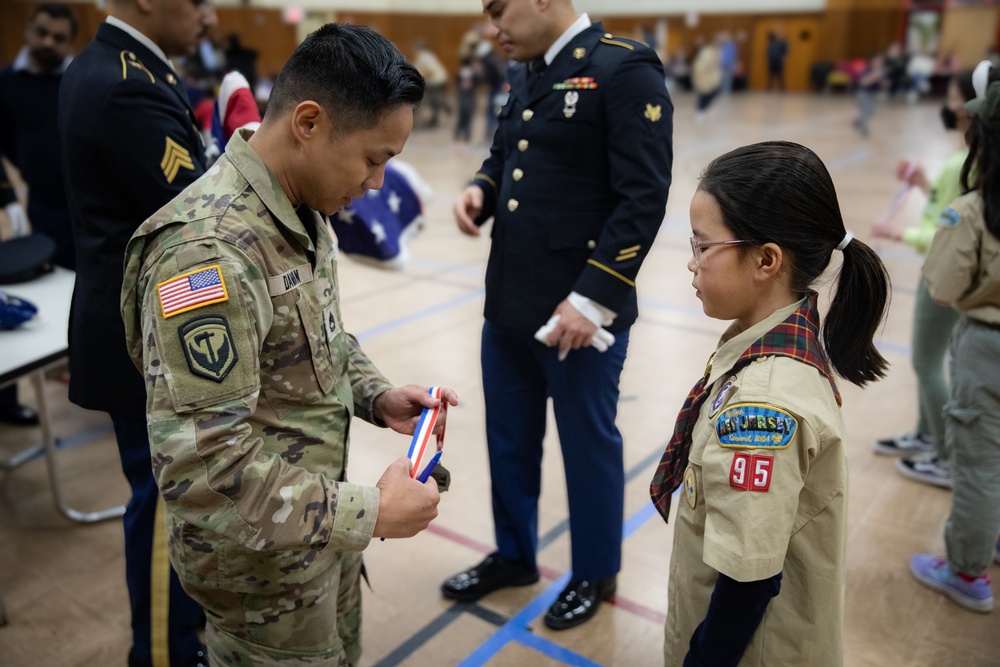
[874,431,935,457]
[910,554,994,612]
[897,455,952,489]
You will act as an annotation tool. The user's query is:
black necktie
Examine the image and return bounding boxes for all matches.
[527,57,547,93]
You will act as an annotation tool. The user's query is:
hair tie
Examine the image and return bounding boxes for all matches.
[836,231,854,251]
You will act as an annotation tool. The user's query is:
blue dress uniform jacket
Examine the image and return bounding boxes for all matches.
[473,25,672,334]
[59,22,207,666]
[60,22,207,414]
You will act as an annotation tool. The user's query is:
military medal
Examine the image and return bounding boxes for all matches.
[563,91,579,119]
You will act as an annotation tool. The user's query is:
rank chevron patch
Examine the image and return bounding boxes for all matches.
[161,136,194,184]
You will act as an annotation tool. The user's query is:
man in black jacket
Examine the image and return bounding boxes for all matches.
[442,0,672,630]
[0,3,76,426]
[59,1,216,664]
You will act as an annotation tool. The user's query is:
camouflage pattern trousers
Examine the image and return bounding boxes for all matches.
[184,551,363,666]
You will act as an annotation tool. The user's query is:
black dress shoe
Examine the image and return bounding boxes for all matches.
[0,404,39,426]
[441,552,539,602]
[543,576,617,630]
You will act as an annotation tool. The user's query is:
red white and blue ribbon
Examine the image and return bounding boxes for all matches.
[406,386,446,479]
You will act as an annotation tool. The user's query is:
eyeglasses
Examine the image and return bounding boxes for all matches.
[689,237,753,266]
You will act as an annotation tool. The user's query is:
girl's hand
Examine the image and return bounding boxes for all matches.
[896,161,929,193]
[871,219,903,242]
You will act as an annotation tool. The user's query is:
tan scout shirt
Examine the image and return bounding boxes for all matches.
[923,191,1000,325]
[121,130,393,593]
[665,299,847,667]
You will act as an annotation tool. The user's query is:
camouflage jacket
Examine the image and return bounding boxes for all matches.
[121,130,392,592]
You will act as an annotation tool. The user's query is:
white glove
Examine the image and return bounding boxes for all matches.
[5,202,29,237]
[534,314,616,361]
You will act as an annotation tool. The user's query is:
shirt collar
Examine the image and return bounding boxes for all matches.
[225,129,316,252]
[543,13,591,66]
[105,16,176,73]
[706,296,807,386]
[13,46,72,75]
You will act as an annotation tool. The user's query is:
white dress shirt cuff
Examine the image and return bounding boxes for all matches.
[568,291,617,328]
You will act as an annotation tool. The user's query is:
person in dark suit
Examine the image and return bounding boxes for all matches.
[58,1,217,665]
[0,2,76,427]
[442,0,672,630]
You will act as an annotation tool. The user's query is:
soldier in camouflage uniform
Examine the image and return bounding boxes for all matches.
[120,25,456,666]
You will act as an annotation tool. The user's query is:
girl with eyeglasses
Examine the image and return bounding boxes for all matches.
[650,140,891,666]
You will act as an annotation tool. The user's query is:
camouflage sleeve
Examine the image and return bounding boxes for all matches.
[137,239,379,553]
[345,333,394,425]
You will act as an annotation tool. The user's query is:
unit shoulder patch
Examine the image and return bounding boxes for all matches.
[715,402,797,449]
[178,314,238,383]
[644,104,663,122]
[937,206,962,229]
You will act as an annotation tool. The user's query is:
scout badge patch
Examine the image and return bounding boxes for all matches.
[729,453,774,492]
[683,466,697,508]
[715,403,797,449]
[938,206,962,228]
[709,375,737,417]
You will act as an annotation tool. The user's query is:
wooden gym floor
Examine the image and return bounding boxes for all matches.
[2,91,999,666]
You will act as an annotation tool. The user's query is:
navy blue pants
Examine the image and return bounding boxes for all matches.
[481,320,629,581]
[111,413,203,666]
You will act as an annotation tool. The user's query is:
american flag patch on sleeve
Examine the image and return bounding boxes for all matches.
[157,265,229,318]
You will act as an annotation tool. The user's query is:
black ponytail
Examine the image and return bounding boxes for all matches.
[699,141,891,386]
[824,239,891,385]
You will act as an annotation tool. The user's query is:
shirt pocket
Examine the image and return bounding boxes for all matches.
[260,285,335,418]
[543,90,601,165]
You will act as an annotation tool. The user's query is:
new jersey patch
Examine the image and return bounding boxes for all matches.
[715,403,797,449]
[157,265,228,318]
[729,452,773,492]
[938,206,962,228]
[178,314,238,383]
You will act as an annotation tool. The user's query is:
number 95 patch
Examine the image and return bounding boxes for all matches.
[729,452,773,492]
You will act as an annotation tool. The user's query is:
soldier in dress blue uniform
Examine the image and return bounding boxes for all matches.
[442,0,673,629]
[58,1,217,665]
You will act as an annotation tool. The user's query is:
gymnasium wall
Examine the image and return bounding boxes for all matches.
[1,1,988,93]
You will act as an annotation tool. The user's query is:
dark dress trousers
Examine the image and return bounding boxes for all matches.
[59,22,206,666]
[472,25,673,580]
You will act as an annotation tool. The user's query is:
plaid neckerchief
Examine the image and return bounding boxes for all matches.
[649,292,841,522]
